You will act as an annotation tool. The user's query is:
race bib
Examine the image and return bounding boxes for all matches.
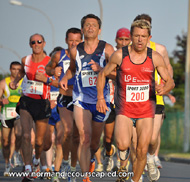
[50,91,59,101]
[81,70,98,87]
[126,84,149,102]
[25,80,44,95]
[6,107,17,118]
[63,60,70,73]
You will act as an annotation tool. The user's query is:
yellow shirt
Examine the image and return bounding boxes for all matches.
[150,41,164,105]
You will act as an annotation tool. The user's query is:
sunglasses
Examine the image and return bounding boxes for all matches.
[30,40,43,45]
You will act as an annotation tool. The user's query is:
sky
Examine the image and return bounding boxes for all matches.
[0,0,189,73]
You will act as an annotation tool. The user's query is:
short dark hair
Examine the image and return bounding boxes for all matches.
[49,46,63,57]
[133,14,152,25]
[29,33,45,43]
[10,61,21,69]
[66,28,83,40]
[81,14,102,29]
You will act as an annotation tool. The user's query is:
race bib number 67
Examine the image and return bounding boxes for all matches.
[81,70,98,87]
[126,84,149,102]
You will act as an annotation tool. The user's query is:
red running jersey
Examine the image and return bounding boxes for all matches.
[115,46,156,118]
[23,55,50,99]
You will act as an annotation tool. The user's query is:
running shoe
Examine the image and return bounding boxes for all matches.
[147,157,160,181]
[95,163,103,172]
[138,175,144,182]
[51,175,60,182]
[104,155,114,172]
[4,163,13,177]
[144,163,148,172]
[89,158,95,173]
[116,166,129,181]
[13,151,22,167]
[41,167,52,179]
[154,156,163,169]
[22,169,34,182]
[32,157,40,178]
[83,176,91,182]
[61,161,70,179]
[103,144,116,171]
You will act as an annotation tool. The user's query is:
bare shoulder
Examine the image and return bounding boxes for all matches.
[105,43,114,61]
[105,43,114,52]
[0,79,6,90]
[155,42,167,56]
[110,48,123,66]
[152,50,165,67]
[21,56,27,66]
[51,50,61,63]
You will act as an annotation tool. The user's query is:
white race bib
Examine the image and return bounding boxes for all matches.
[6,107,17,118]
[50,91,59,101]
[81,70,98,87]
[126,84,149,102]
[63,60,70,73]
[25,80,44,95]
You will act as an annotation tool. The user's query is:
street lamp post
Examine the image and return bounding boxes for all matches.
[10,0,55,48]
[184,0,190,152]
[98,0,103,40]
[0,44,21,60]
[0,45,21,75]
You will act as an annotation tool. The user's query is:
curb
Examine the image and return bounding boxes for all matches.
[159,155,190,164]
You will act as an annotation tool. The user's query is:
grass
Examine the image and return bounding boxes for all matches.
[159,149,190,159]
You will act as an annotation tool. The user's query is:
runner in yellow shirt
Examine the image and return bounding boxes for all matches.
[0,61,23,176]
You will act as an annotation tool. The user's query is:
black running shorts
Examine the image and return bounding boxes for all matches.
[19,96,51,122]
[106,103,116,124]
[155,104,165,115]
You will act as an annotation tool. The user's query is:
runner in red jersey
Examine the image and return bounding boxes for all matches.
[23,54,50,99]
[10,33,51,181]
[96,20,174,182]
[115,46,156,119]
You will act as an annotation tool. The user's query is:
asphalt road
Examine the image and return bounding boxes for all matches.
[0,151,190,182]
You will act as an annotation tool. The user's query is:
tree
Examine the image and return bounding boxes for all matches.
[169,32,187,111]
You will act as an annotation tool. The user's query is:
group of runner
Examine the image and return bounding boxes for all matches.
[0,13,175,182]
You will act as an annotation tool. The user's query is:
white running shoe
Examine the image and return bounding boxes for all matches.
[138,175,144,182]
[147,157,160,181]
[14,151,22,167]
[61,162,70,179]
[4,163,13,177]
[104,156,114,172]
[154,156,163,169]
[144,163,148,172]
[95,163,103,172]
[103,144,116,172]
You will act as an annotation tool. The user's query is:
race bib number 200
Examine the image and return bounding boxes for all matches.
[81,70,98,87]
[126,84,149,102]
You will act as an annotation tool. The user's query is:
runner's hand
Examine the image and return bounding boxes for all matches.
[155,82,165,96]
[55,66,62,77]
[35,72,47,83]
[59,76,68,91]
[96,98,109,115]
[89,60,102,72]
